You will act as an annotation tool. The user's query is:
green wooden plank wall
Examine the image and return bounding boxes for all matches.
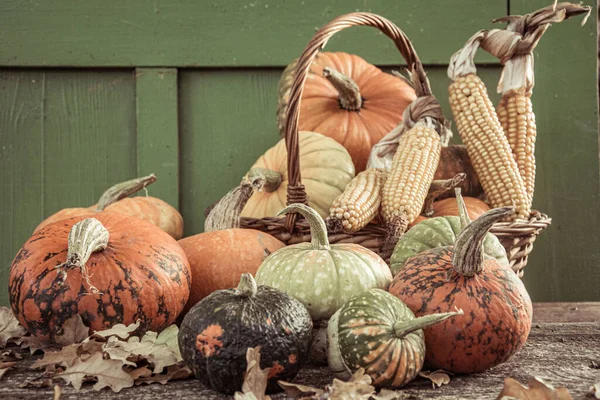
[0,1,598,306]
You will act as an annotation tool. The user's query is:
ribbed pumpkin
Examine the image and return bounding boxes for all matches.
[255,203,392,321]
[276,52,417,172]
[178,273,312,395]
[34,174,184,239]
[391,190,506,275]
[240,131,355,220]
[178,183,285,314]
[388,207,532,373]
[327,288,462,388]
[9,213,191,344]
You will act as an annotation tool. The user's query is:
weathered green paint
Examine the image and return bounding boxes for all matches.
[0,0,503,67]
[0,69,137,306]
[510,0,600,301]
[135,68,179,208]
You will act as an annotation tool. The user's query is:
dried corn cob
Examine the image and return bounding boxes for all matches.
[329,168,387,233]
[381,122,442,227]
[448,32,530,220]
[497,92,536,206]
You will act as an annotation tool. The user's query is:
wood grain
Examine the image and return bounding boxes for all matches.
[135,68,179,208]
[0,0,504,67]
[0,69,137,306]
[1,322,598,399]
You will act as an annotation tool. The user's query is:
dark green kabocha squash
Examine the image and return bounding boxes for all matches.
[178,273,313,394]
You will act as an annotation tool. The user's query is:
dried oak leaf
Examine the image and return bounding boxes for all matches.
[54,352,133,392]
[418,370,452,389]
[17,334,47,354]
[371,389,410,400]
[20,377,54,388]
[89,320,140,341]
[54,315,90,346]
[0,307,26,347]
[234,346,272,400]
[0,361,17,380]
[2,349,23,361]
[31,343,84,370]
[326,368,376,400]
[128,366,152,380]
[497,377,573,400]
[134,364,192,385]
[278,381,325,398]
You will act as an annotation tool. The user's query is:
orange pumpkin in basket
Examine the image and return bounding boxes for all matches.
[276,52,417,172]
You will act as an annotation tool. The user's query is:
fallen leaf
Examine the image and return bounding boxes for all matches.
[127,366,153,381]
[19,377,54,388]
[90,320,140,341]
[234,347,271,400]
[0,361,17,380]
[419,370,452,389]
[31,343,83,370]
[154,324,182,362]
[103,337,138,367]
[0,307,26,347]
[54,315,90,346]
[134,364,192,385]
[328,368,375,400]
[497,377,573,400]
[54,352,133,392]
[103,332,178,373]
[589,383,600,399]
[54,384,62,400]
[278,381,325,398]
[17,334,47,354]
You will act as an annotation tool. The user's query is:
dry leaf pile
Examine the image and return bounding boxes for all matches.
[0,306,191,392]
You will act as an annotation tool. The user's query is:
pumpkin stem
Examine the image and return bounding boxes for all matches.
[322,67,362,111]
[277,203,330,250]
[453,207,514,276]
[393,308,464,338]
[204,183,254,232]
[95,174,157,211]
[421,173,467,217]
[237,273,258,297]
[54,218,109,295]
[243,168,282,193]
[455,188,472,230]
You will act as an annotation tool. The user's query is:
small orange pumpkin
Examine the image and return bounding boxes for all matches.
[276,52,417,172]
[34,174,183,239]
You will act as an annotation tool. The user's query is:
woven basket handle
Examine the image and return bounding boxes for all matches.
[283,12,432,231]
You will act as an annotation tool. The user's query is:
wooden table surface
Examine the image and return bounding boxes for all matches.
[2,302,599,400]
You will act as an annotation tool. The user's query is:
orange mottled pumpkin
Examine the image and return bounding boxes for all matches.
[9,213,191,344]
[276,52,417,172]
[34,174,184,240]
[389,207,532,374]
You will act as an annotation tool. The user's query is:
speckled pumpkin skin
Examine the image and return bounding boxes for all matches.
[178,285,312,394]
[9,212,192,344]
[390,216,508,276]
[178,228,285,313]
[255,243,392,321]
[389,246,532,374]
[328,289,425,388]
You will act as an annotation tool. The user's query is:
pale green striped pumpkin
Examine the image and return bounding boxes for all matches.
[255,203,392,321]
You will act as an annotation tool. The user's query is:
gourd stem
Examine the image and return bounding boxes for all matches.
[455,188,472,230]
[393,309,464,338]
[421,173,467,217]
[204,183,254,232]
[453,207,514,276]
[322,67,362,111]
[237,273,258,297]
[243,168,282,193]
[55,218,109,295]
[95,174,157,211]
[277,204,330,250]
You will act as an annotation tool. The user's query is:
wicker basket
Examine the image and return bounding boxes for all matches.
[225,12,551,277]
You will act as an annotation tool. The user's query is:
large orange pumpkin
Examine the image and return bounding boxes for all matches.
[9,213,191,344]
[178,184,285,314]
[276,52,417,172]
[34,174,183,239]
